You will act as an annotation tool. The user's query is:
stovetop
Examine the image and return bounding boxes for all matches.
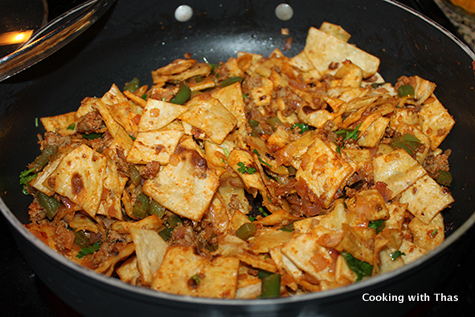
[1,1,474,316]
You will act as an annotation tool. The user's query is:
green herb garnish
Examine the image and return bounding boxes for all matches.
[82,133,104,140]
[237,162,256,174]
[19,168,37,194]
[253,149,272,167]
[390,250,406,261]
[249,120,259,127]
[335,123,362,141]
[203,57,219,73]
[291,122,310,134]
[76,242,101,258]
[341,251,374,281]
[368,220,385,234]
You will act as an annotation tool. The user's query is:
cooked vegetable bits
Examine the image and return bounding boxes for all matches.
[22,23,455,299]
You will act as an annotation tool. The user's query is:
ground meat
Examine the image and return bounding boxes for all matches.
[215,64,230,81]
[87,131,113,153]
[169,224,198,248]
[380,126,397,144]
[42,131,71,148]
[140,161,161,179]
[342,138,361,150]
[103,147,129,176]
[89,231,127,269]
[242,76,263,94]
[53,221,76,252]
[227,194,243,212]
[276,86,306,111]
[275,178,324,217]
[76,110,105,134]
[148,87,175,102]
[28,201,46,224]
[423,149,451,178]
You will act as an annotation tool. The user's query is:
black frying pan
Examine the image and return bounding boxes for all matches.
[1,0,474,316]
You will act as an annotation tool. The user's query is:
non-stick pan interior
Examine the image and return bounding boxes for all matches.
[0,0,474,315]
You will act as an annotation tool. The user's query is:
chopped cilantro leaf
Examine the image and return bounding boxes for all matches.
[82,133,104,140]
[237,162,256,174]
[341,251,373,281]
[368,220,385,234]
[390,250,406,261]
[203,57,219,73]
[335,123,362,141]
[76,242,101,258]
[291,122,310,134]
[253,149,272,167]
[19,168,37,194]
[249,120,259,127]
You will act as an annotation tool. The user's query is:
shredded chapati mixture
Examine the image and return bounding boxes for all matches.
[21,23,455,299]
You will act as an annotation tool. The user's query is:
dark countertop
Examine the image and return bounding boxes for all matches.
[1,0,474,316]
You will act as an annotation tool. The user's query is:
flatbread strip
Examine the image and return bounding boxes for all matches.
[151,246,240,298]
[45,144,107,218]
[143,142,220,222]
[303,26,380,78]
